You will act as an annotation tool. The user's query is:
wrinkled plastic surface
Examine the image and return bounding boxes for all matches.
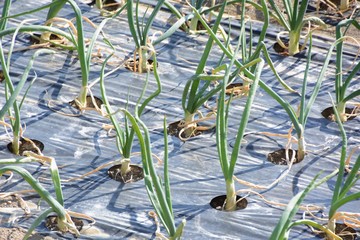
[0,1,359,239]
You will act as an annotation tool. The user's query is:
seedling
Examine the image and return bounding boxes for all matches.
[267,0,326,56]
[270,97,360,239]
[224,0,296,93]
[64,47,161,183]
[197,16,347,162]
[171,2,228,140]
[175,1,294,140]
[99,52,161,182]
[329,19,360,122]
[264,36,347,162]
[0,23,54,155]
[215,47,264,210]
[0,153,94,239]
[2,0,110,110]
[120,111,186,239]
[156,0,245,38]
[121,0,165,73]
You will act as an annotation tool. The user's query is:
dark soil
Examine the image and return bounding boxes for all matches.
[267,149,302,165]
[226,82,244,96]
[0,70,4,83]
[7,138,44,156]
[316,223,358,240]
[273,41,307,57]
[210,195,248,211]
[82,0,122,11]
[125,58,156,72]
[168,120,210,140]
[108,164,144,183]
[321,106,358,121]
[100,0,123,11]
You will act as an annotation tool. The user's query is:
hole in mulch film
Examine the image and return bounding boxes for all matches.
[210,195,248,211]
[267,149,302,165]
[108,164,144,183]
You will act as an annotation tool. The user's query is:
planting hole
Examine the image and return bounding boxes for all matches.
[45,216,83,232]
[210,195,248,211]
[321,106,358,121]
[69,95,103,111]
[225,83,250,97]
[27,33,63,45]
[315,223,358,240]
[273,41,306,57]
[168,120,198,138]
[125,58,157,72]
[101,0,123,11]
[167,120,204,140]
[267,149,302,165]
[108,164,144,183]
[81,0,122,11]
[7,138,44,156]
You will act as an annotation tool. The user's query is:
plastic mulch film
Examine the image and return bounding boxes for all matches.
[0,1,359,239]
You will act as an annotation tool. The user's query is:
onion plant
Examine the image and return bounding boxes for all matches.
[332,19,360,122]
[2,0,109,109]
[176,2,228,140]
[123,0,165,73]
[259,36,344,161]
[197,14,347,161]
[1,0,70,45]
[177,1,294,140]
[186,0,216,33]
[99,50,161,179]
[224,0,296,93]
[270,99,360,240]
[156,0,246,40]
[269,171,338,240]
[119,111,185,239]
[267,0,326,56]
[216,49,264,211]
[0,153,90,239]
[0,24,54,155]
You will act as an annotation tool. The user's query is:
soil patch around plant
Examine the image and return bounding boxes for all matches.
[315,223,358,240]
[267,149,302,165]
[108,164,144,183]
[321,106,358,121]
[125,58,156,72]
[102,0,123,11]
[210,195,248,211]
[168,120,215,140]
[27,33,63,46]
[69,95,103,111]
[45,216,84,232]
[7,138,44,156]
[272,41,307,57]
[81,0,123,11]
